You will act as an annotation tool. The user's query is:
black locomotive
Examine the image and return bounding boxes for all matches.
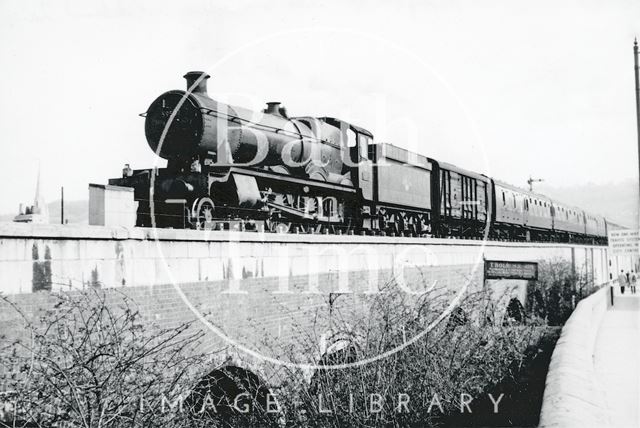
[109,71,607,244]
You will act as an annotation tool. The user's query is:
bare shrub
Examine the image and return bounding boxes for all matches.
[526,258,593,326]
[260,279,549,427]
[0,289,211,428]
[0,258,585,427]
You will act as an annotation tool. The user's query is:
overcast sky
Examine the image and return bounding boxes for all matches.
[0,0,638,214]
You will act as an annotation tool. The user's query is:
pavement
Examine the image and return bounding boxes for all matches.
[593,291,640,427]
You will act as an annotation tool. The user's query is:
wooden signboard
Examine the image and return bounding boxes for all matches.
[484,260,538,280]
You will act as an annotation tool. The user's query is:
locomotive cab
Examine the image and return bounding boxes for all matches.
[318,117,374,201]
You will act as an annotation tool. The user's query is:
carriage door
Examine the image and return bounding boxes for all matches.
[355,132,373,201]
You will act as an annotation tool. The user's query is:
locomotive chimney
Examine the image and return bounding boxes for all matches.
[264,102,281,115]
[263,101,288,118]
[183,71,210,94]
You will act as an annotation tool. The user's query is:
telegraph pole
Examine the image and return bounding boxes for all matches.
[61,186,64,225]
[635,39,640,226]
[634,38,640,271]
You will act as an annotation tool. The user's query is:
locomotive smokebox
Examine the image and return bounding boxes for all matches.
[184,71,210,94]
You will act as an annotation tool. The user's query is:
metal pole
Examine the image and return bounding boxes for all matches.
[635,39,640,168]
[634,39,640,267]
[61,186,64,224]
[610,284,614,307]
[635,39,640,219]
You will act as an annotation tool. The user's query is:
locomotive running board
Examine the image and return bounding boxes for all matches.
[265,200,315,220]
[226,167,357,194]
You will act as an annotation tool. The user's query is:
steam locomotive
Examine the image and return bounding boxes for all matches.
[109,71,608,244]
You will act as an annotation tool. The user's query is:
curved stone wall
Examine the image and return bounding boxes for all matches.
[539,285,611,427]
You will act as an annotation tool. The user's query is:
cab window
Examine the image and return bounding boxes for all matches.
[346,129,357,148]
[358,134,370,159]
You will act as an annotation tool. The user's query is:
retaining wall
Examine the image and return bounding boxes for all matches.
[538,285,611,427]
[0,222,611,382]
[0,223,609,296]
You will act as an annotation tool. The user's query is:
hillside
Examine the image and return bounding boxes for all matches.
[537,180,638,229]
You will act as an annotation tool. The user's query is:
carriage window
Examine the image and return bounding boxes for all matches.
[513,195,516,209]
[502,192,506,206]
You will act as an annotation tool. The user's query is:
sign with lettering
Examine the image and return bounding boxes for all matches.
[608,229,639,256]
[484,260,538,280]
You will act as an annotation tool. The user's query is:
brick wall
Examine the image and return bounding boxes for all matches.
[0,223,610,384]
[0,264,482,382]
